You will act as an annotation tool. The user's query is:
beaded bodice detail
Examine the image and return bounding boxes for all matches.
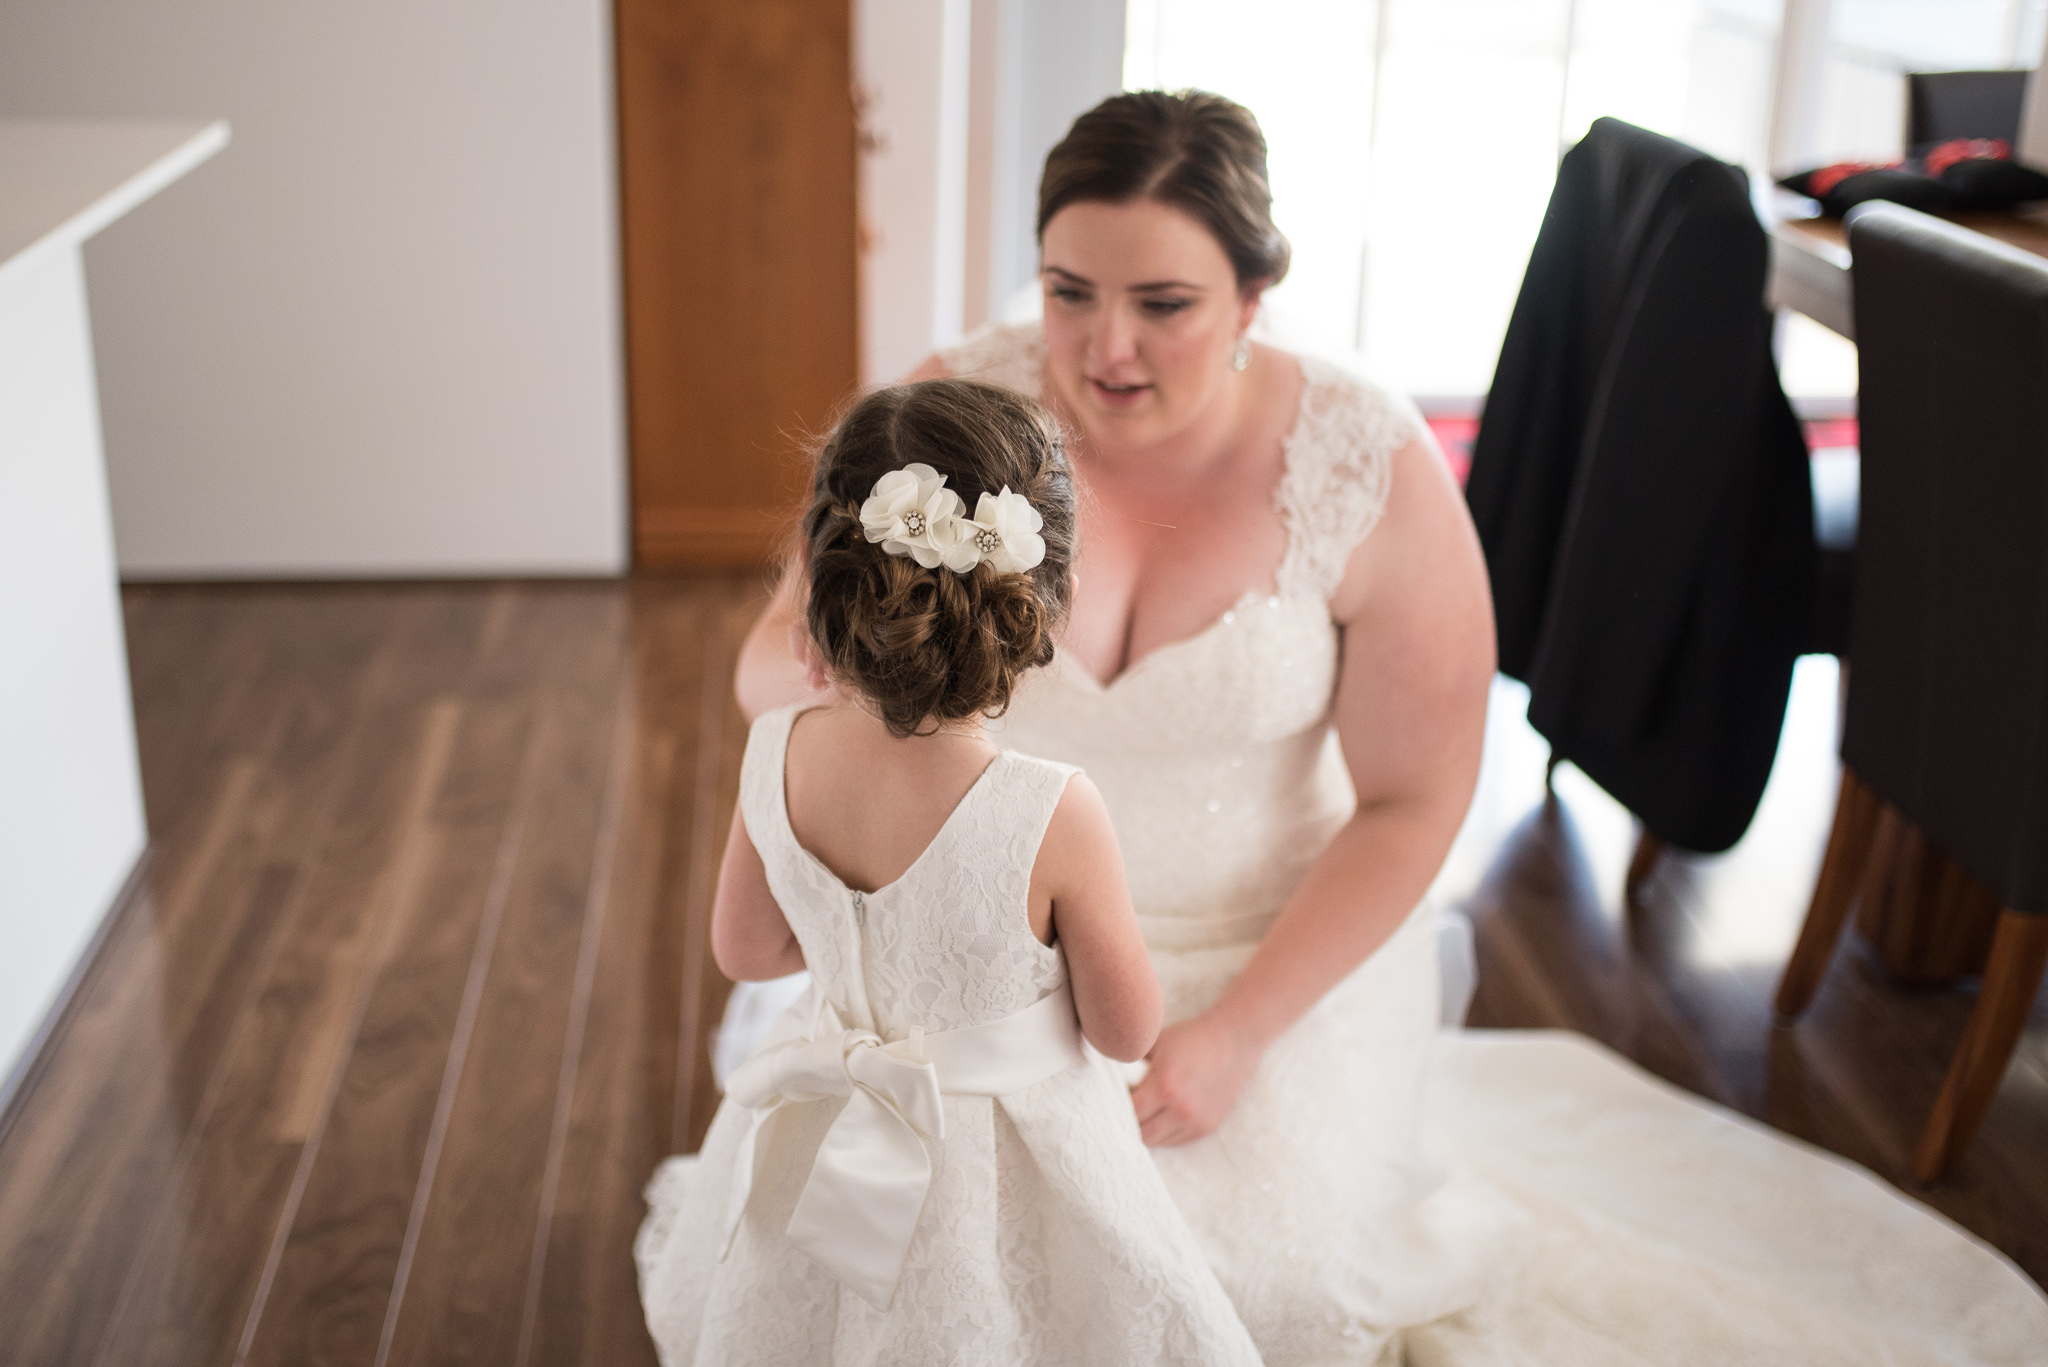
[945,322,1425,956]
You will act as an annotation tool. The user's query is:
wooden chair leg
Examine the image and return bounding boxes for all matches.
[1912,910,2048,1183]
[1775,767,1882,1020]
[1919,852,2002,982]
[1624,827,1664,905]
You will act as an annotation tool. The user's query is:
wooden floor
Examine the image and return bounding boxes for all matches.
[0,577,2041,1365]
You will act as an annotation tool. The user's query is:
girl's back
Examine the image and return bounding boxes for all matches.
[757,703,1073,1041]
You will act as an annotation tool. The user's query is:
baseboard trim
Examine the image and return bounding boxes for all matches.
[0,846,155,1151]
[634,510,794,568]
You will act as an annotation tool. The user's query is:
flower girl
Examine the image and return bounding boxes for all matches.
[636,380,1260,1366]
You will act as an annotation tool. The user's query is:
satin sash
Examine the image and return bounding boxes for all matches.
[721,984,1085,1310]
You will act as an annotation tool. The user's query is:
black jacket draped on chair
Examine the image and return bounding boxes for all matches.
[1466,117,1816,853]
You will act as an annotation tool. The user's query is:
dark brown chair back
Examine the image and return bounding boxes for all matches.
[1906,69,2028,148]
[1844,202,2048,912]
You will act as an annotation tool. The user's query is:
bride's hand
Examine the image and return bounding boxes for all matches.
[1130,1011,1262,1147]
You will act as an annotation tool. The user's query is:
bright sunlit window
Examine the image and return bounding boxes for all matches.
[1125,0,2046,405]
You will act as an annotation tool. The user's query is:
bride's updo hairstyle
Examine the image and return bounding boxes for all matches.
[1038,89,1290,289]
[803,379,1076,737]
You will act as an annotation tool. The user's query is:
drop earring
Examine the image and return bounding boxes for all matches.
[1231,336,1250,372]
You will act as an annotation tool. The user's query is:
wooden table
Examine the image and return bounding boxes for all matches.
[1766,192,2048,338]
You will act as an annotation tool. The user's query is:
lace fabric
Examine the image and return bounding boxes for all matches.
[741,711,1070,1037]
[945,321,2048,1365]
[1271,351,1414,602]
[953,323,1521,1361]
[658,323,2048,1366]
[941,321,1419,606]
[635,706,1262,1366]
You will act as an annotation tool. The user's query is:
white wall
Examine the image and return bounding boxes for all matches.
[0,1,625,577]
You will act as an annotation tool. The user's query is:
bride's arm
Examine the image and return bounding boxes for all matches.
[1131,429,1495,1146]
[733,353,954,720]
[735,570,817,721]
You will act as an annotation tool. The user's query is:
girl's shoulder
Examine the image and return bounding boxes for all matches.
[999,747,1081,794]
[972,748,1083,857]
[937,321,1045,400]
[738,703,809,841]
[744,702,807,762]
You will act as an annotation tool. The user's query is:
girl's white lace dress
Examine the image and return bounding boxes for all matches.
[948,321,2045,1365]
[635,705,1263,1366]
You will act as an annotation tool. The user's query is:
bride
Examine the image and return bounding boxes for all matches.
[663,91,2048,1363]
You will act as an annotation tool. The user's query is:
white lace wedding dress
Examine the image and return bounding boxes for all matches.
[967,322,2047,1364]
[677,321,2048,1365]
[636,705,1263,1366]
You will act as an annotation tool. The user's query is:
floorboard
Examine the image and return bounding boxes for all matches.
[384,597,626,1367]
[0,579,2039,1366]
[245,594,593,1367]
[101,597,485,1367]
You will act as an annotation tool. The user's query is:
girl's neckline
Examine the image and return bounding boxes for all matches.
[776,704,1009,899]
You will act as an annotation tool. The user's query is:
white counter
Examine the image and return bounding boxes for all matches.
[0,118,226,1095]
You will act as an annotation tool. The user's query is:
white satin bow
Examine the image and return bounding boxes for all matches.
[721,985,1085,1310]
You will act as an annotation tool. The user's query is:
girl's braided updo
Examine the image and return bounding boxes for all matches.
[803,379,1076,737]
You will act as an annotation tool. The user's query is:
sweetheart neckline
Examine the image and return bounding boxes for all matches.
[1057,588,1276,693]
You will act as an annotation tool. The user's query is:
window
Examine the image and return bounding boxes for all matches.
[1124,0,2044,405]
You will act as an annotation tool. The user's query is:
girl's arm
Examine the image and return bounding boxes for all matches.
[1033,774,1161,1062]
[1130,430,1494,1145]
[710,807,806,980]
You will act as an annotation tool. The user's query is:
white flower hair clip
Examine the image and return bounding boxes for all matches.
[964,487,1046,575]
[858,463,1046,575]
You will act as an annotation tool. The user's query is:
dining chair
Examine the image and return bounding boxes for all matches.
[1774,201,2048,1183]
[1906,69,2029,149]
